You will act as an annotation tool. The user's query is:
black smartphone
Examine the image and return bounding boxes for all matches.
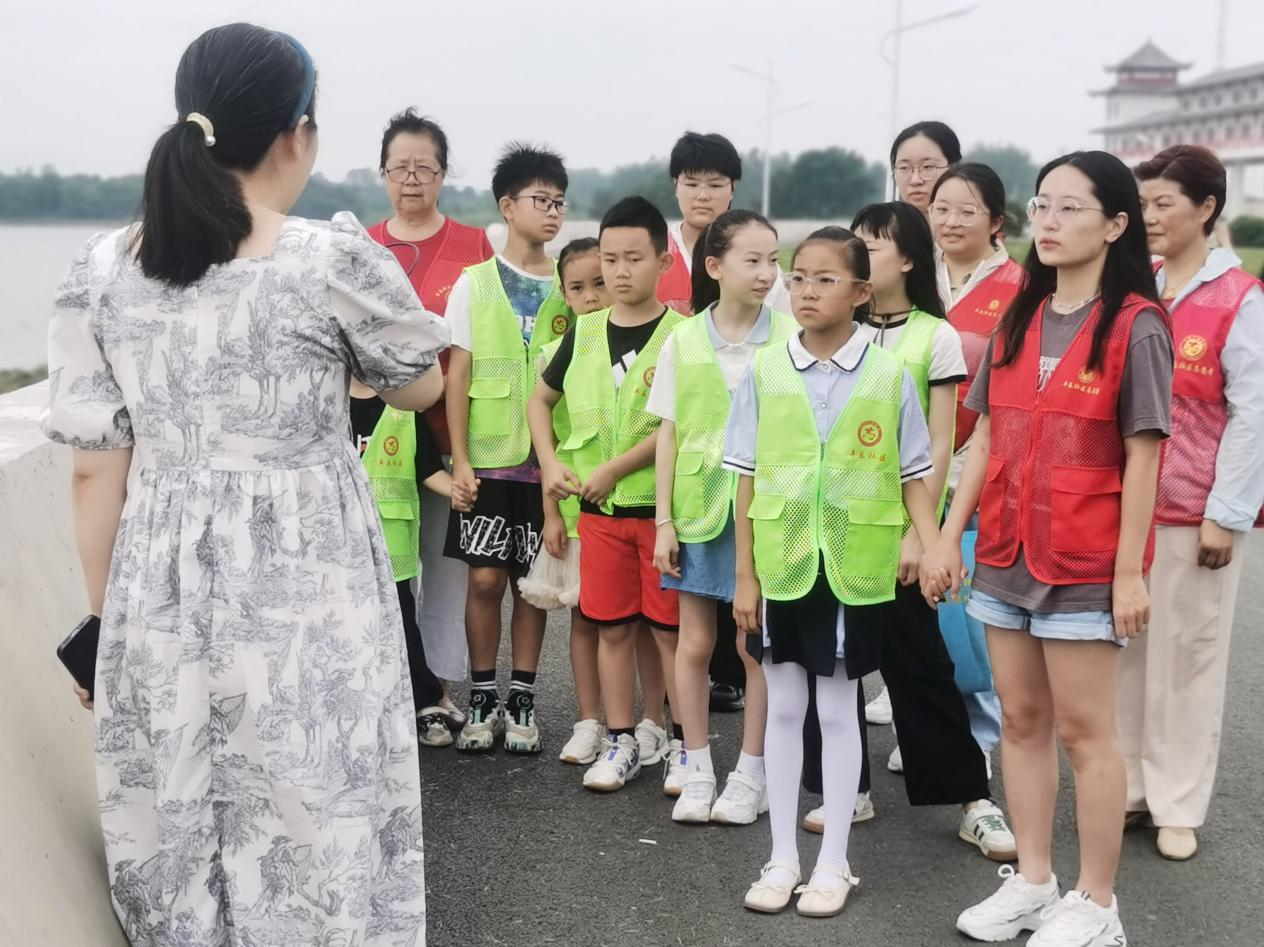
[56,615,101,701]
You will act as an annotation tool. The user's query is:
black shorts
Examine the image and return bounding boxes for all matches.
[443,477,543,575]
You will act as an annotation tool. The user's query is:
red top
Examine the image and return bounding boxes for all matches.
[977,294,1158,585]
[657,230,694,315]
[367,217,494,452]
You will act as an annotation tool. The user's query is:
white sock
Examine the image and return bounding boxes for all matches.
[686,743,713,775]
[812,666,862,889]
[761,659,809,885]
[736,750,765,781]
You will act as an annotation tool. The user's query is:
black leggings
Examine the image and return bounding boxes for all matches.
[802,580,989,805]
[709,605,746,689]
[397,580,445,711]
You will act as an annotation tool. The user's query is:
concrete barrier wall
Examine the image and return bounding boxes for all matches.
[0,382,127,945]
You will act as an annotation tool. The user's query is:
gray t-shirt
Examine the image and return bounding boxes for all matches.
[964,299,1173,612]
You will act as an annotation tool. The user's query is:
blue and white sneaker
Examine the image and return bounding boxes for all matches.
[582,733,641,792]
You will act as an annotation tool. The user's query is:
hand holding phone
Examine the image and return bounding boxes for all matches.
[56,615,101,704]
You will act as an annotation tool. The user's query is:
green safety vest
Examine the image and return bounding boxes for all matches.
[561,307,685,511]
[749,341,904,604]
[540,336,581,538]
[671,310,796,543]
[465,257,573,469]
[362,406,420,582]
[886,309,952,517]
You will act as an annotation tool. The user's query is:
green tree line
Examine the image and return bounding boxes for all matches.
[0,146,1039,226]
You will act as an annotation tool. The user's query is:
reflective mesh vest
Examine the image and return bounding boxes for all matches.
[672,310,795,542]
[1155,266,1264,528]
[562,308,685,511]
[465,257,572,468]
[976,294,1158,584]
[361,406,420,582]
[946,259,1024,450]
[540,336,581,538]
[749,341,905,604]
[886,309,951,517]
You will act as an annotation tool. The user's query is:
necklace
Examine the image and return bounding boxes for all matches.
[1050,292,1100,314]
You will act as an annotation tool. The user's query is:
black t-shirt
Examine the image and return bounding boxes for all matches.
[349,396,445,483]
[541,311,667,519]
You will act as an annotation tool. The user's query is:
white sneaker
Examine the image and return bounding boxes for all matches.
[558,719,605,765]
[887,744,903,773]
[865,686,892,725]
[960,801,1018,862]
[672,771,717,823]
[709,770,768,825]
[801,792,873,834]
[455,704,504,753]
[956,865,1060,942]
[1027,891,1127,946]
[662,740,688,796]
[582,733,641,792]
[635,718,669,765]
[984,748,994,780]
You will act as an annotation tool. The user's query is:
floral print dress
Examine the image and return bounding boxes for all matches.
[41,212,449,947]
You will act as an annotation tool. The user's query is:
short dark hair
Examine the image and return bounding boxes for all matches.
[851,202,945,318]
[1134,145,1227,235]
[669,131,743,182]
[931,161,1010,247]
[134,23,318,287]
[379,108,449,172]
[491,142,567,201]
[599,196,669,254]
[558,236,599,282]
[890,121,962,167]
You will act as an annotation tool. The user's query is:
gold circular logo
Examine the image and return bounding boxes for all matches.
[857,420,883,447]
[1180,334,1207,361]
[643,366,656,388]
[551,314,570,336]
[987,298,1001,311]
[1077,367,1096,384]
[383,436,399,456]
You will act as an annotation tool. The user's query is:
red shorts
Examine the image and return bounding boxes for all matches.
[578,512,679,629]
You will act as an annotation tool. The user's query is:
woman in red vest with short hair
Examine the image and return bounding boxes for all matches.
[1118,145,1264,862]
[922,151,1172,947]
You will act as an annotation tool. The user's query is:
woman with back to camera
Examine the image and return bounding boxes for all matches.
[922,151,1172,946]
[44,24,447,945]
[367,109,496,714]
[1118,144,1264,862]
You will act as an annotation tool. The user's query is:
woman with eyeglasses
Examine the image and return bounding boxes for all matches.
[922,151,1172,946]
[44,25,446,943]
[890,120,962,215]
[1117,145,1264,862]
[366,109,495,706]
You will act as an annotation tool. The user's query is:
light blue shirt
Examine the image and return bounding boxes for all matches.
[1158,249,1264,531]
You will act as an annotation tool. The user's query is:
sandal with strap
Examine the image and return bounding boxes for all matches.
[795,863,860,918]
[743,860,802,914]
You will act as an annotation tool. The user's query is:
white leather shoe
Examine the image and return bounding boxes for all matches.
[795,863,859,918]
[743,860,801,913]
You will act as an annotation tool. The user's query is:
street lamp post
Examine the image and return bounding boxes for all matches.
[729,61,810,217]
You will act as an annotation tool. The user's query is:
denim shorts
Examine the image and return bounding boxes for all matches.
[661,517,736,601]
[966,589,1125,647]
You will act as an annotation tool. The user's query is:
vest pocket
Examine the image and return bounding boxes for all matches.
[1049,465,1122,553]
[748,492,787,569]
[561,428,599,452]
[675,449,706,476]
[376,499,415,522]
[467,377,514,435]
[978,455,1006,532]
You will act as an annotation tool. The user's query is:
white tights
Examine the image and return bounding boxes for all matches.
[762,658,861,886]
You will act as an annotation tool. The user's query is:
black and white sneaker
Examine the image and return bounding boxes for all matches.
[504,688,541,754]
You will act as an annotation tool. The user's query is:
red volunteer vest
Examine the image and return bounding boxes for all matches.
[657,231,694,315]
[1155,265,1264,527]
[947,258,1024,449]
[977,293,1159,584]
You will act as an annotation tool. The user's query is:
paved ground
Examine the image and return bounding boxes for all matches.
[419,535,1264,946]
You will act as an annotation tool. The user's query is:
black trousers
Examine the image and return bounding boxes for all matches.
[709,604,746,690]
[802,580,989,805]
[398,580,444,711]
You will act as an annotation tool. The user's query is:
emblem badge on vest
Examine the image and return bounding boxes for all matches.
[1180,334,1207,361]
[857,420,883,447]
[383,436,399,457]
[643,366,656,388]
[551,314,570,336]
[1077,367,1096,384]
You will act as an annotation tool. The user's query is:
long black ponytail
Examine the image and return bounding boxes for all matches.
[689,208,778,314]
[134,23,318,287]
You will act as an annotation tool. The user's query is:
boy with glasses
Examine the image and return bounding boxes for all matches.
[444,143,573,754]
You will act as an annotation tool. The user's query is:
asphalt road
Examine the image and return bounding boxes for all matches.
[419,534,1264,947]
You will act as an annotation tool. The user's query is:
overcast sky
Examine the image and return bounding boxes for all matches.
[4,0,1262,187]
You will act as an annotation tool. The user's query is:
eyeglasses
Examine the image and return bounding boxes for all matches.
[512,194,568,214]
[784,274,866,296]
[893,162,948,180]
[929,203,984,225]
[1026,197,1108,223]
[384,164,442,184]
